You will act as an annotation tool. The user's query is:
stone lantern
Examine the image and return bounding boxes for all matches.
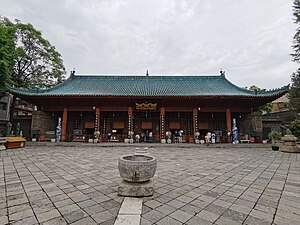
[281,129,300,153]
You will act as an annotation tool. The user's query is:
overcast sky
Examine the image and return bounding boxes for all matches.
[1,0,298,89]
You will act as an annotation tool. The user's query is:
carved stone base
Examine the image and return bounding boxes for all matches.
[281,132,300,153]
[281,145,300,153]
[118,179,154,197]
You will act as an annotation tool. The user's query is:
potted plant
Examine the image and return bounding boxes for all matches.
[268,131,281,151]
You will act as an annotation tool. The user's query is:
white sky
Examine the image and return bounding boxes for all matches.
[1,0,298,89]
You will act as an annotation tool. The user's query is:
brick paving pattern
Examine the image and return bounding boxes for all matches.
[0,144,299,224]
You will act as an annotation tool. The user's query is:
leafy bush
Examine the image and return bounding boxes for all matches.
[268,131,281,145]
[286,119,300,138]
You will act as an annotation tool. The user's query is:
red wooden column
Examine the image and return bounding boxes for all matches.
[160,107,165,140]
[128,107,133,138]
[226,109,232,132]
[61,107,68,141]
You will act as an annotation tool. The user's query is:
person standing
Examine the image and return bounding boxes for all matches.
[135,133,140,143]
[146,131,149,142]
[149,131,153,143]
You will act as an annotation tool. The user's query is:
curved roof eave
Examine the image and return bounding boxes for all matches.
[9,74,290,98]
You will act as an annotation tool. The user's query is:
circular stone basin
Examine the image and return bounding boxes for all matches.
[118,154,157,182]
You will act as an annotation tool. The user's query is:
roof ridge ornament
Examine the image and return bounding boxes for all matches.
[220,69,225,77]
[146,70,149,76]
[70,69,75,77]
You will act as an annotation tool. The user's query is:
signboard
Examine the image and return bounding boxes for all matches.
[135,102,157,111]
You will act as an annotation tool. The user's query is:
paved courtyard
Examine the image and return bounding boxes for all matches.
[0,143,299,225]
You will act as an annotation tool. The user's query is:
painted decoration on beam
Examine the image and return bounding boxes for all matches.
[135,103,158,111]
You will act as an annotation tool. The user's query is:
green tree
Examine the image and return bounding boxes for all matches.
[0,18,15,96]
[0,17,66,122]
[291,1,300,112]
[289,69,300,112]
[286,119,300,138]
[12,19,65,89]
[244,85,272,115]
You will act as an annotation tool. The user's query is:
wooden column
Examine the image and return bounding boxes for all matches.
[128,107,133,138]
[193,108,198,135]
[226,109,232,132]
[160,107,165,139]
[95,108,100,131]
[61,107,68,141]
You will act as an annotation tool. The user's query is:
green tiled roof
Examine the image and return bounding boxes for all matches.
[11,74,289,98]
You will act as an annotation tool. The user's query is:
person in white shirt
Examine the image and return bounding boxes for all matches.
[135,134,140,143]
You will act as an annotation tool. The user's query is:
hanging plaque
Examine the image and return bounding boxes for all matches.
[135,103,157,111]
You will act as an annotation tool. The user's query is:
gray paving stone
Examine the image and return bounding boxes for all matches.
[54,199,74,208]
[91,210,115,223]
[196,209,220,223]
[169,209,193,223]
[9,208,34,221]
[84,203,106,215]
[101,199,120,210]
[249,209,274,222]
[144,199,162,209]
[143,209,166,223]
[1,145,299,225]
[114,215,140,225]
[244,215,272,225]
[11,216,38,225]
[142,205,152,214]
[33,203,56,214]
[0,215,8,225]
[119,197,142,215]
[180,204,200,215]
[58,203,81,215]
[36,209,61,223]
[140,217,152,225]
[41,216,67,225]
[63,210,86,224]
[214,216,241,225]
[99,217,115,225]
[186,216,213,225]
[166,199,185,209]
[156,216,182,225]
[205,203,227,215]
[222,208,247,223]
[8,203,31,214]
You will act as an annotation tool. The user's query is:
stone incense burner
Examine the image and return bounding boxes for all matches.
[118,154,157,182]
[118,154,157,196]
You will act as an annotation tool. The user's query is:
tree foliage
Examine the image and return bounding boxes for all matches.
[0,17,66,90]
[1,17,66,123]
[289,69,300,112]
[11,19,66,89]
[291,1,300,112]
[244,85,272,115]
[286,119,300,138]
[292,0,300,63]
[0,18,15,95]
